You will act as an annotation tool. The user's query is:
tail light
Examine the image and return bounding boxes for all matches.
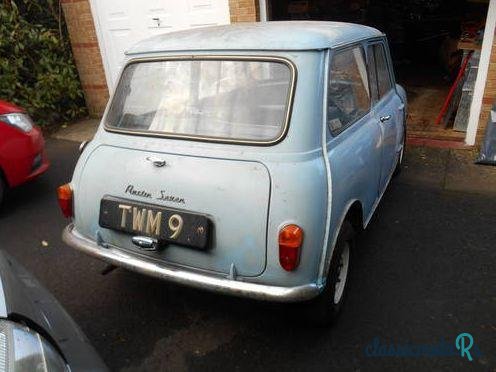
[279,224,303,271]
[57,183,73,218]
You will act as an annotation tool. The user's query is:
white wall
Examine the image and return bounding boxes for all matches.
[89,0,231,89]
[466,0,496,145]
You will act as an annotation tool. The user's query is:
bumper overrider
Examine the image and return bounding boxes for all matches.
[63,223,322,303]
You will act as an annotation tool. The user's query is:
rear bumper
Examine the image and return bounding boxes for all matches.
[62,224,322,303]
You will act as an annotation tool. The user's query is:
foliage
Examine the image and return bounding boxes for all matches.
[0,0,86,126]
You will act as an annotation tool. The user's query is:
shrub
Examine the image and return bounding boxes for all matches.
[0,1,86,127]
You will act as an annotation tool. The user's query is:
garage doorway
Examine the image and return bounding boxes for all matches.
[265,0,489,143]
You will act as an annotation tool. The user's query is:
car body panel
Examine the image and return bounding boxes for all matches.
[367,38,405,189]
[0,251,107,370]
[327,111,382,231]
[375,90,402,190]
[0,100,23,115]
[0,100,49,188]
[77,145,271,277]
[64,22,405,301]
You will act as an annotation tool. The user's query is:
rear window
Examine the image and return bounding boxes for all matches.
[105,58,294,143]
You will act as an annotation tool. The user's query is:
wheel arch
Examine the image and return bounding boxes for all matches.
[346,200,364,233]
[318,198,364,285]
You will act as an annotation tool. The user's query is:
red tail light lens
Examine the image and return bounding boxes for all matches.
[57,183,73,218]
[279,224,303,271]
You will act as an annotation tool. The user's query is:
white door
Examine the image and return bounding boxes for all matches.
[89,0,231,89]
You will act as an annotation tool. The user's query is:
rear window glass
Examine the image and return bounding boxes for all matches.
[106,59,294,143]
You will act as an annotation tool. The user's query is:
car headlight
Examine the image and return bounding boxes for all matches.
[0,320,68,371]
[0,113,34,133]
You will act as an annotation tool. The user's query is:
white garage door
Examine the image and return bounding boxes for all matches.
[89,0,231,89]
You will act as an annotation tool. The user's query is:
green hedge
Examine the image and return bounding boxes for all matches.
[0,1,86,127]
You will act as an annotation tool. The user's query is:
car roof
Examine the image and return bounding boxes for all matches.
[126,21,383,55]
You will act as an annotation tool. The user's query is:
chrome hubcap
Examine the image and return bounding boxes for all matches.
[334,242,350,304]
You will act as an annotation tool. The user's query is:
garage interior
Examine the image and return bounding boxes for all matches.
[266,0,489,142]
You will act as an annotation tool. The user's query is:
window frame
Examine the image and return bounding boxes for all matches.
[326,43,372,137]
[103,55,297,146]
[366,39,396,104]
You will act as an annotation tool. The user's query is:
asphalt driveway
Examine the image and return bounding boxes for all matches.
[0,139,494,371]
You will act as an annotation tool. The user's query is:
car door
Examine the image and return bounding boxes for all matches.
[326,45,382,223]
[367,41,403,191]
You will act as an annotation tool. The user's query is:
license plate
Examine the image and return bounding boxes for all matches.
[99,196,210,250]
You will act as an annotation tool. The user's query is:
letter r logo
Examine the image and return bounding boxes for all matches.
[455,333,474,361]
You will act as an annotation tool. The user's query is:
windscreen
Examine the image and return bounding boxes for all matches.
[106,59,293,143]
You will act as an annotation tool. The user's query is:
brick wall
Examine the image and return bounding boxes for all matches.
[478,30,496,144]
[61,0,108,117]
[228,0,259,22]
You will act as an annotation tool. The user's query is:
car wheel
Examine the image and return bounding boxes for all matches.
[303,221,354,326]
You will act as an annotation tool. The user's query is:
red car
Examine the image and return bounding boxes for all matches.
[0,100,49,204]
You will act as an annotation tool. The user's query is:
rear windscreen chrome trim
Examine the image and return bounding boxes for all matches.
[103,55,297,146]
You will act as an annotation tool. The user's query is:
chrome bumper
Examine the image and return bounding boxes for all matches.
[62,224,322,303]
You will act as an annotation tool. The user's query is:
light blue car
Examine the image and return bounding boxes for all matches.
[60,21,406,324]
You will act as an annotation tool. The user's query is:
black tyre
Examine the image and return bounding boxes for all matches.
[303,221,355,326]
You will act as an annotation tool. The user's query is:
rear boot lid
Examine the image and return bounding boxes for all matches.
[76,145,270,277]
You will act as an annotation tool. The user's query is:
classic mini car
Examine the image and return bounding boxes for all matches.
[60,22,406,324]
[0,250,106,370]
[0,100,49,205]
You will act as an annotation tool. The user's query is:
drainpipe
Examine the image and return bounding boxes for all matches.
[259,0,268,22]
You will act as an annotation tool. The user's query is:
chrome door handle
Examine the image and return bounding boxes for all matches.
[380,115,391,123]
[146,156,167,167]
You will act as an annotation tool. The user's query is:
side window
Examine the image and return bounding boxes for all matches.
[327,46,370,135]
[372,43,393,99]
[367,45,379,104]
